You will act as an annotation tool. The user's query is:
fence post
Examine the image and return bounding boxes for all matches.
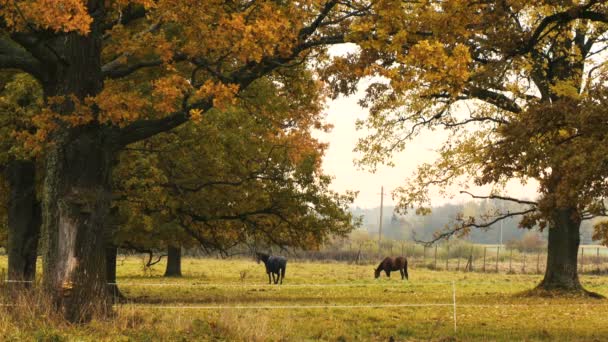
[597,247,601,274]
[452,281,457,333]
[446,245,449,271]
[522,253,526,274]
[434,245,438,270]
[483,247,487,273]
[536,253,540,274]
[581,248,585,273]
[496,246,500,273]
[509,249,513,273]
[423,246,427,264]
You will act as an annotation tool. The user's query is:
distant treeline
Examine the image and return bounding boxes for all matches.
[350,199,599,245]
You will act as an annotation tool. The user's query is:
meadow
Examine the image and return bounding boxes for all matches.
[2,256,608,341]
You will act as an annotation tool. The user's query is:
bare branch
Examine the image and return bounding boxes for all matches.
[459,190,538,206]
[415,208,538,246]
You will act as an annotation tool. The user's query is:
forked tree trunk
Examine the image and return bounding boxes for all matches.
[164,245,182,277]
[6,160,41,283]
[537,207,584,292]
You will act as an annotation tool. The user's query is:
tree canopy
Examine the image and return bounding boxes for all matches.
[352,1,608,292]
[112,69,356,255]
[0,0,375,321]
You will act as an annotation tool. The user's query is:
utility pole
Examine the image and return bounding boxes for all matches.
[378,186,384,257]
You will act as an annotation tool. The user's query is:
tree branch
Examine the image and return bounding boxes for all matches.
[459,190,538,206]
[0,36,45,79]
[415,208,538,246]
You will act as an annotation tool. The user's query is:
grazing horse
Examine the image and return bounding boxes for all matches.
[255,252,287,284]
[374,256,408,280]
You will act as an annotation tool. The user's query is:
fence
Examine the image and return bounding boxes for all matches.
[294,242,608,275]
[6,278,608,334]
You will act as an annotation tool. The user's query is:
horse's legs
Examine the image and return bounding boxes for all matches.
[274,273,279,284]
[268,272,272,284]
[404,265,409,280]
[280,267,285,284]
[400,269,404,280]
[386,270,391,278]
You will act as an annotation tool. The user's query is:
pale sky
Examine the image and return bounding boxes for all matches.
[314,79,540,209]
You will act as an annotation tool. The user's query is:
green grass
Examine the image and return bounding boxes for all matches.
[2,255,608,341]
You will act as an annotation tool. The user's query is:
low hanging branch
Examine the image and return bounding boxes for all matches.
[459,190,538,206]
[415,207,538,247]
[121,242,167,267]
[414,189,539,246]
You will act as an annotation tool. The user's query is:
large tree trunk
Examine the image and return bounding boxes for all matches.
[42,129,115,322]
[39,2,113,322]
[537,207,585,292]
[5,160,41,283]
[164,245,182,277]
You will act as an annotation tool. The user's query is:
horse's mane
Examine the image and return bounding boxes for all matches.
[256,252,270,262]
[375,259,384,272]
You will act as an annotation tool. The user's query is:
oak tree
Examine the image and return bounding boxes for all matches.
[0,0,369,320]
[354,0,608,293]
[111,70,356,278]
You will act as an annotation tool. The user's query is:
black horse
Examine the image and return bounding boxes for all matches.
[255,252,287,284]
[374,256,408,280]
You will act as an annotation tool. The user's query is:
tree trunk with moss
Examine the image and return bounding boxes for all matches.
[40,9,115,321]
[42,129,115,322]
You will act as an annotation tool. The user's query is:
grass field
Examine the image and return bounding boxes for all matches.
[2,256,608,341]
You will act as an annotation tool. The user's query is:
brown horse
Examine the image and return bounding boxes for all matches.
[374,256,408,280]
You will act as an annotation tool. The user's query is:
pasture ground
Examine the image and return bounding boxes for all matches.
[1,256,608,341]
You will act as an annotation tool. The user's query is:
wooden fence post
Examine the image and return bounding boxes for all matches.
[581,248,585,273]
[434,245,438,270]
[536,253,540,274]
[597,247,601,274]
[423,246,427,261]
[509,249,513,273]
[496,246,500,273]
[446,245,450,271]
[522,253,526,273]
[483,247,487,272]
[470,247,474,271]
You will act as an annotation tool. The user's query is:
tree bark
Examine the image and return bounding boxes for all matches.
[41,129,115,322]
[5,160,41,283]
[37,2,116,322]
[164,245,182,277]
[537,207,585,292]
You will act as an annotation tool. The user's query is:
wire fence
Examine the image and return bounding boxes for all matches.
[294,243,608,276]
[5,277,608,334]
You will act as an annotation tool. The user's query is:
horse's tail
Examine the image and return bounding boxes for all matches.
[404,260,409,280]
[281,263,286,279]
